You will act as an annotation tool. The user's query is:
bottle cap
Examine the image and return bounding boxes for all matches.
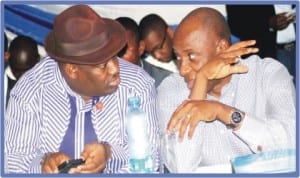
[128,96,141,108]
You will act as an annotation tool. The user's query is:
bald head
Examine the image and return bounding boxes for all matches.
[178,7,231,43]
[173,7,233,86]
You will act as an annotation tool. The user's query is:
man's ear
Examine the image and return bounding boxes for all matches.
[4,52,10,62]
[216,39,230,53]
[167,26,174,39]
[64,63,79,79]
[138,40,146,57]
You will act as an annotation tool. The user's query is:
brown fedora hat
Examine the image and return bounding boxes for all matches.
[44,5,126,65]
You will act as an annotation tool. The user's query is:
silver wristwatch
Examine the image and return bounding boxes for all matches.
[230,109,244,127]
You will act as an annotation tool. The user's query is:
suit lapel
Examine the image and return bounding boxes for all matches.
[40,83,70,152]
[92,93,121,144]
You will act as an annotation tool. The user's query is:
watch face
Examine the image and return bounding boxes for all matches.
[232,111,242,124]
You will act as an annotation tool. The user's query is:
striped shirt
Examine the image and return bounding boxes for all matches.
[157,55,296,172]
[5,57,160,173]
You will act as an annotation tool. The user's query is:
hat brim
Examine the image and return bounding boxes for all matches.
[44,18,126,65]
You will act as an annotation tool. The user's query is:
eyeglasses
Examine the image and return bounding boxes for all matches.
[148,26,167,56]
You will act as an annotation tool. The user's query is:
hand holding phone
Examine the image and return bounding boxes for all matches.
[58,159,85,173]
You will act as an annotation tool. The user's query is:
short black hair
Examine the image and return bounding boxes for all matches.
[116,17,139,42]
[116,17,140,57]
[8,35,39,68]
[138,14,167,40]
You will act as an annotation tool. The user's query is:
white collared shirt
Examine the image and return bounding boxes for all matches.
[157,55,295,172]
[144,55,178,73]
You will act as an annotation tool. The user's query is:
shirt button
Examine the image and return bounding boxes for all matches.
[257,145,263,152]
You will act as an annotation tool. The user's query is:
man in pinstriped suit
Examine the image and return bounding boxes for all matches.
[5,5,159,174]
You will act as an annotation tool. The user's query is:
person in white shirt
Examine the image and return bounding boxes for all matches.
[158,7,295,173]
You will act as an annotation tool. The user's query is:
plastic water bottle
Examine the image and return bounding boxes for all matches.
[126,96,154,173]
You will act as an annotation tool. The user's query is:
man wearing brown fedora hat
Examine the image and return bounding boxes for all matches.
[5,5,160,174]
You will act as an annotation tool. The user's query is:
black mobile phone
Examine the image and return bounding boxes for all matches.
[58,159,85,173]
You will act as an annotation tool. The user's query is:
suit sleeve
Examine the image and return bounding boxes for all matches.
[5,94,43,173]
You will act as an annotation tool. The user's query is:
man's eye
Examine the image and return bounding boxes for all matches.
[189,54,196,60]
[98,63,106,69]
[176,56,182,61]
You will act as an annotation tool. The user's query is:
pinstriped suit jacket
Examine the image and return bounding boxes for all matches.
[5,57,160,173]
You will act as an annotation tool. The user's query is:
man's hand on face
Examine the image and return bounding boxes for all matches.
[41,152,71,173]
[168,40,258,140]
[68,141,111,174]
[200,40,259,80]
[189,40,259,100]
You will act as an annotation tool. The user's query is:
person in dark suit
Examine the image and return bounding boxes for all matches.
[139,14,178,88]
[116,16,178,89]
[226,5,296,82]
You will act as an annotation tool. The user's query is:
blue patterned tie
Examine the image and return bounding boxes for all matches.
[59,94,98,158]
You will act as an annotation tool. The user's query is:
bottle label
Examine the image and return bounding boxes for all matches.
[129,155,153,173]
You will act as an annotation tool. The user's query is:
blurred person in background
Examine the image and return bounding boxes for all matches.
[139,14,178,87]
[226,5,296,83]
[4,35,40,108]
